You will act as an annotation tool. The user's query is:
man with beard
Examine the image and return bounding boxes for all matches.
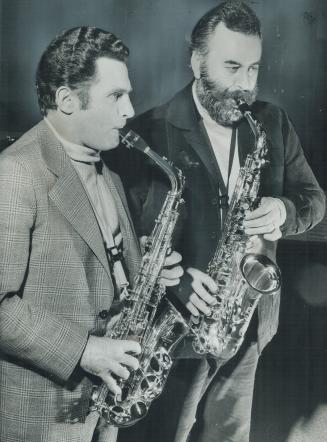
[114,2,325,442]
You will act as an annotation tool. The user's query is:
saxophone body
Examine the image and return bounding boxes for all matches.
[191,101,281,360]
[90,129,189,427]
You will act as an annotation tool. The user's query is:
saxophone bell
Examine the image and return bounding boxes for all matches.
[240,253,281,296]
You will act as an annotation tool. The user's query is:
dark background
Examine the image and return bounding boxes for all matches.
[1,1,327,441]
[1,0,327,190]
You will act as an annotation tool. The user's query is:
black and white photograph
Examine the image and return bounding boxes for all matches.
[0,1,326,441]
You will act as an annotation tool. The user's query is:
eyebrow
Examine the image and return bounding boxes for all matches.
[224,60,261,66]
[108,87,133,95]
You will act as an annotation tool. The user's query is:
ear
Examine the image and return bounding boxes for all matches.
[191,52,201,80]
[55,86,76,115]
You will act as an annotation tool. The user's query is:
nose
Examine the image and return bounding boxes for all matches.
[121,95,135,120]
[235,70,254,92]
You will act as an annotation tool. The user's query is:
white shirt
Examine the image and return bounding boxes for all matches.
[192,82,240,201]
[45,118,128,292]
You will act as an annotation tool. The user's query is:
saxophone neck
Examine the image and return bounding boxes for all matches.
[236,99,267,158]
[143,148,183,195]
[236,99,258,137]
[120,128,184,195]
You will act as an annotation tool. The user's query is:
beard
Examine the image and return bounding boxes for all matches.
[195,64,258,127]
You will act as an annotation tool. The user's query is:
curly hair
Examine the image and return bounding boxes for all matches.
[191,1,262,56]
[36,26,129,115]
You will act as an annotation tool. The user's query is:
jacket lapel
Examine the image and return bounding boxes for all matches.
[183,122,221,188]
[38,121,111,278]
[167,83,220,188]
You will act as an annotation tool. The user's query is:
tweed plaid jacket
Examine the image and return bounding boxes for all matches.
[0,121,141,442]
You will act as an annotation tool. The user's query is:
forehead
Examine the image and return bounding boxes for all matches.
[91,57,131,91]
[207,22,262,64]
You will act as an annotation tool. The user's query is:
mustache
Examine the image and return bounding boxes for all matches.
[201,75,258,106]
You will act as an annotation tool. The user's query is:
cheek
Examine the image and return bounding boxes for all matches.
[88,108,116,130]
[98,106,117,125]
[208,67,233,89]
[206,58,228,80]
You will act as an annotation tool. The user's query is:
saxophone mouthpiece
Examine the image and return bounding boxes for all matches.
[119,128,149,153]
[236,98,251,115]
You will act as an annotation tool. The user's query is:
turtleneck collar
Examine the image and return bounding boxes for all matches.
[44,117,101,163]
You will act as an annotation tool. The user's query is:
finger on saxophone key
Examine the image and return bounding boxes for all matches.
[243,197,286,240]
[101,372,122,396]
[163,250,182,267]
[185,268,218,316]
[80,336,141,393]
[121,340,141,369]
[111,362,131,380]
[189,292,211,315]
[187,267,217,303]
[159,251,183,286]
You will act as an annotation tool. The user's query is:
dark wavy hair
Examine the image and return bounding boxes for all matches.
[191,1,262,56]
[36,26,129,115]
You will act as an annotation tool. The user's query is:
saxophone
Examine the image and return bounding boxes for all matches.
[191,100,281,360]
[90,128,190,427]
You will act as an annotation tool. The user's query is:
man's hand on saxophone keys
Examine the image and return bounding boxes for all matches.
[243,197,287,241]
[80,335,141,395]
[158,250,184,286]
[184,268,218,320]
[139,235,184,287]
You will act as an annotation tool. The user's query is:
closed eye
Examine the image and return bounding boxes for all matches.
[225,62,240,73]
[112,92,123,100]
[228,66,239,73]
[107,87,132,101]
[249,64,260,72]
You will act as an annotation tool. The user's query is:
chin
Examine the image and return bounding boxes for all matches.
[99,134,120,151]
[99,143,119,152]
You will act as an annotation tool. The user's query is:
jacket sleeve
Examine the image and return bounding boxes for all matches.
[279,110,326,236]
[0,157,89,383]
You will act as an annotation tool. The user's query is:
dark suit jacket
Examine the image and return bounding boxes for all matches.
[110,84,325,356]
[0,121,141,442]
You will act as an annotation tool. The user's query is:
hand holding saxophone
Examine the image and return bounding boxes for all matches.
[185,267,217,317]
[243,196,286,241]
[80,335,141,395]
[139,235,183,287]
[159,251,183,286]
